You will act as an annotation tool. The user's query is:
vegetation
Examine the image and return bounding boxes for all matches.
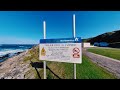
[23,45,116,79]
[76,55,116,79]
[88,47,120,60]
[46,55,116,79]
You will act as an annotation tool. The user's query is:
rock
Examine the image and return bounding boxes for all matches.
[0,73,5,79]
[0,54,9,60]
[0,45,38,79]
[4,76,13,79]
[16,52,22,55]
[1,77,4,79]
[16,74,24,79]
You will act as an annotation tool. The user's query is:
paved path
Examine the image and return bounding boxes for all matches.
[83,48,120,78]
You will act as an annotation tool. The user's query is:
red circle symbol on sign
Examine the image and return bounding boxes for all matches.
[73,54,80,58]
[73,47,80,58]
[73,47,80,54]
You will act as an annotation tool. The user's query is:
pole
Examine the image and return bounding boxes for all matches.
[43,21,46,79]
[73,14,76,79]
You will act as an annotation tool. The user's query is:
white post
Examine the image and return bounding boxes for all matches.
[73,14,76,79]
[43,21,46,79]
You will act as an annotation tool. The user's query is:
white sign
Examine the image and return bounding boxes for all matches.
[39,37,82,63]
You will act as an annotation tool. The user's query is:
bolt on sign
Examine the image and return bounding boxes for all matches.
[39,37,82,63]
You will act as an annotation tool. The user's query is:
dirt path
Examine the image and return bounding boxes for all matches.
[83,48,120,79]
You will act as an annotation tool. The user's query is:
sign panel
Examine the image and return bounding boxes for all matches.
[39,37,82,63]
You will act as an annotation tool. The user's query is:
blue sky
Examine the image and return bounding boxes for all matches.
[0,11,120,44]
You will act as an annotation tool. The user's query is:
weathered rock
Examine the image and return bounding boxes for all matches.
[0,49,33,79]
[4,76,13,79]
[0,73,5,79]
[0,54,9,60]
[0,45,39,79]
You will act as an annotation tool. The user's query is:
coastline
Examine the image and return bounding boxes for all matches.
[0,51,24,63]
[0,44,36,63]
[0,45,37,79]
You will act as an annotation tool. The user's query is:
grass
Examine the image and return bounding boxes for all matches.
[87,47,120,60]
[46,55,116,79]
[23,45,116,79]
[76,55,116,79]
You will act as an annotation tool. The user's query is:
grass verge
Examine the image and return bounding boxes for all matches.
[87,47,120,60]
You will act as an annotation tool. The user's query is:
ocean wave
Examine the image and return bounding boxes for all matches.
[0,49,25,57]
[19,46,25,48]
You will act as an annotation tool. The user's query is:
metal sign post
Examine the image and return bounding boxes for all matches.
[39,14,80,79]
[73,14,76,79]
[43,21,46,79]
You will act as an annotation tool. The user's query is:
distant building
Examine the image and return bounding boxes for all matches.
[94,42,99,46]
[99,42,109,47]
[94,42,109,47]
[82,42,94,47]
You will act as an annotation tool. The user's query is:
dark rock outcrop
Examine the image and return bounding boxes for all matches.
[0,54,9,60]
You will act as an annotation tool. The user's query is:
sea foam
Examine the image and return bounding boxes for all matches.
[0,49,25,57]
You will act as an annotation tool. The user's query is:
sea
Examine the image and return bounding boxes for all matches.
[0,44,36,63]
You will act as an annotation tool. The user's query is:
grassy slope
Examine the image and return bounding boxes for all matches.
[87,47,120,60]
[24,45,116,79]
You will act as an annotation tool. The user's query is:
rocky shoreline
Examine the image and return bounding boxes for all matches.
[0,46,37,79]
[0,51,23,63]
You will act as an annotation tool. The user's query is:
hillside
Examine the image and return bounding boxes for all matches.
[87,30,120,44]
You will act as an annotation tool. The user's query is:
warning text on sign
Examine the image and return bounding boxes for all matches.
[39,38,82,63]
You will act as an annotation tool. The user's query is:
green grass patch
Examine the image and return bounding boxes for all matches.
[46,55,116,79]
[76,55,116,79]
[87,47,120,60]
[23,45,39,62]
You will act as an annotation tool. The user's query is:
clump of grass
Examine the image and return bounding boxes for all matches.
[24,68,36,79]
[47,62,65,79]
[23,45,39,62]
[23,56,32,62]
[47,70,54,79]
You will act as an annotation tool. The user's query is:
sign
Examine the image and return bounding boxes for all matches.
[73,47,80,58]
[39,37,82,63]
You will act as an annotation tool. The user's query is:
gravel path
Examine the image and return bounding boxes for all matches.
[83,48,120,79]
